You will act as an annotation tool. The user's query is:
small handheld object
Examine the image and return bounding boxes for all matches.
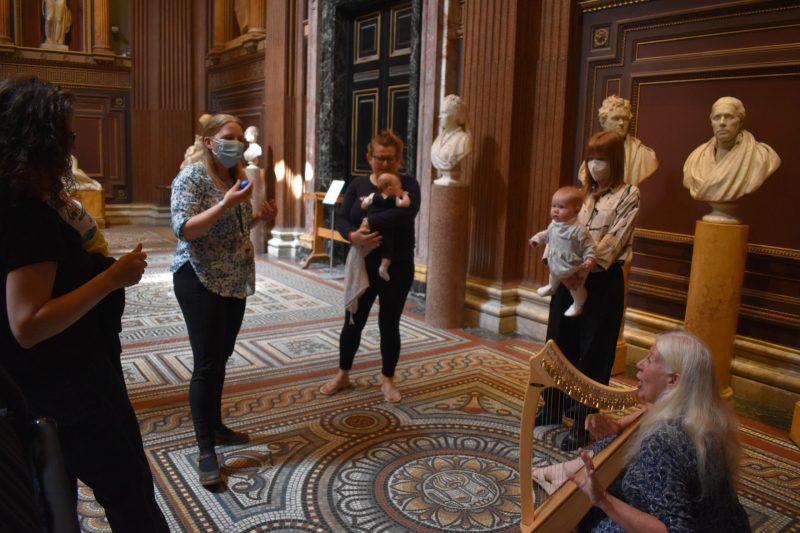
[240,179,250,189]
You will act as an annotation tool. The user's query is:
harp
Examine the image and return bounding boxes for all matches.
[518,340,641,532]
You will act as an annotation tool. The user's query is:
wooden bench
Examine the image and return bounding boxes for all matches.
[302,191,347,269]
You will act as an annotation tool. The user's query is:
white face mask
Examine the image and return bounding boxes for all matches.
[587,159,609,182]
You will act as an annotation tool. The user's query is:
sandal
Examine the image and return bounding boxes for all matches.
[319,381,353,396]
[382,387,402,404]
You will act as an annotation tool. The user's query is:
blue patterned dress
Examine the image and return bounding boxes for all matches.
[593,421,750,532]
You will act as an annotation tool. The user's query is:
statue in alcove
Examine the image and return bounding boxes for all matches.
[579,95,658,187]
[683,96,781,222]
[235,0,249,34]
[42,0,72,47]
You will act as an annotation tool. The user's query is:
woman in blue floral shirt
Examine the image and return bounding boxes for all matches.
[170,113,276,486]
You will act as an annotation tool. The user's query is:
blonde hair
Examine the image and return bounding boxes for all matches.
[553,185,584,209]
[377,172,401,193]
[199,113,246,191]
[628,331,741,497]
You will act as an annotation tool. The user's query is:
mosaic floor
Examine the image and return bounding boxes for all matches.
[72,226,800,532]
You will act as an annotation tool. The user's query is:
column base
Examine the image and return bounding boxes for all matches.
[267,227,305,257]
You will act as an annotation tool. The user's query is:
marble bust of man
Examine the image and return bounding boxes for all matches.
[683,97,780,207]
[244,126,262,168]
[579,95,658,187]
[431,94,472,182]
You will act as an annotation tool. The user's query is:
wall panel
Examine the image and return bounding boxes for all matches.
[575,0,800,350]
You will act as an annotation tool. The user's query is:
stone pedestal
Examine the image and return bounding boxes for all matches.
[41,43,68,51]
[247,166,266,253]
[684,220,748,401]
[611,260,632,375]
[425,181,469,329]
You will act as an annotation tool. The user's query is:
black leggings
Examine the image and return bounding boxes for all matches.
[542,264,625,423]
[339,251,414,377]
[173,263,246,455]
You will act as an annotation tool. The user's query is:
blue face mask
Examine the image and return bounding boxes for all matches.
[210,138,244,168]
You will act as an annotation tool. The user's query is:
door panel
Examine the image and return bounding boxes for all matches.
[345,2,412,180]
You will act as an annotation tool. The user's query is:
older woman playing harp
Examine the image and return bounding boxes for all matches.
[531,332,749,532]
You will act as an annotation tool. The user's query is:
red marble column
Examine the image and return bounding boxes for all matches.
[425,182,470,328]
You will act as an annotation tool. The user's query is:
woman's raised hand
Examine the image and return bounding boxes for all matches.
[221,179,253,208]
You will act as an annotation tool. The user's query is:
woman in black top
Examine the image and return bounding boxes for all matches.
[0,77,169,532]
[320,130,421,403]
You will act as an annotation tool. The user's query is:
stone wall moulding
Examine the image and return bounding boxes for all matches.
[0,61,130,90]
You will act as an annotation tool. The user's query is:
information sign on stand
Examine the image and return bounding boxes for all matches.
[319,180,346,279]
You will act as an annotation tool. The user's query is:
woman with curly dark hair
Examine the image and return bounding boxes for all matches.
[0,77,169,531]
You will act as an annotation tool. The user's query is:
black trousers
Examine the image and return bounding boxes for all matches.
[542,264,625,425]
[57,362,169,532]
[339,251,414,377]
[174,263,246,455]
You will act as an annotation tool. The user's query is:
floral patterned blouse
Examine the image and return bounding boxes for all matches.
[170,161,255,299]
[592,421,749,532]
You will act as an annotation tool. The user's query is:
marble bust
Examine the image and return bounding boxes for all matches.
[683,96,781,221]
[431,94,472,185]
[244,126,262,168]
[579,95,658,187]
[42,0,72,48]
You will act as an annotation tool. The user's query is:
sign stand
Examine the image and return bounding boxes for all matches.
[318,180,346,279]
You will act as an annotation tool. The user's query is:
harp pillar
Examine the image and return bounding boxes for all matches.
[684,220,748,401]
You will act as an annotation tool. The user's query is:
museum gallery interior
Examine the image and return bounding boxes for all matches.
[1,0,799,531]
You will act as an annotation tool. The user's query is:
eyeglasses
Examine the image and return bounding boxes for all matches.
[372,155,396,163]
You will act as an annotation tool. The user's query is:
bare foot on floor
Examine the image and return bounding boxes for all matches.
[381,379,402,403]
[319,372,353,396]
